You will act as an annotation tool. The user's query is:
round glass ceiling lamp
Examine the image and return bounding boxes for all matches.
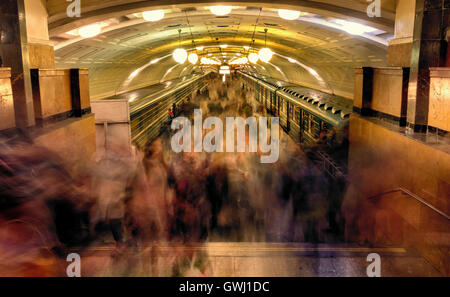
[278,9,301,20]
[142,10,165,22]
[258,48,273,63]
[248,53,259,64]
[188,53,199,64]
[210,6,232,16]
[78,24,102,38]
[173,48,188,64]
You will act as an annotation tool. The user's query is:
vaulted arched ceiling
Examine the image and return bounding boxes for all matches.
[48,1,396,100]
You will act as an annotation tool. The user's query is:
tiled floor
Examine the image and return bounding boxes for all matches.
[76,242,442,277]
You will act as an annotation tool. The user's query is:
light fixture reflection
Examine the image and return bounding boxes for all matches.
[258,48,273,62]
[248,53,259,64]
[188,53,199,64]
[308,68,319,76]
[278,9,301,20]
[210,6,232,16]
[142,10,165,22]
[173,48,188,64]
[334,19,378,35]
[78,24,101,38]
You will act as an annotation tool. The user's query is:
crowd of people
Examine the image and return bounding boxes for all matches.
[0,76,347,276]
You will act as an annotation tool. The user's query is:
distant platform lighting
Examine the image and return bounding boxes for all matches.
[196,46,204,51]
[258,48,273,63]
[220,44,228,49]
[288,57,297,63]
[229,57,248,65]
[188,53,199,64]
[78,24,102,38]
[142,10,165,22]
[210,6,232,16]
[278,9,301,20]
[173,48,188,64]
[201,57,220,65]
[248,53,259,64]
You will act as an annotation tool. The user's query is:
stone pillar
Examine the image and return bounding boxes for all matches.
[406,0,449,132]
[24,0,55,69]
[0,0,35,128]
[387,0,417,67]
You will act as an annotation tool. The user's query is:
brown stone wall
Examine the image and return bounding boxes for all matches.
[387,41,412,67]
[345,115,450,275]
[33,69,72,120]
[428,68,450,132]
[28,44,55,69]
[372,68,406,118]
[33,115,96,173]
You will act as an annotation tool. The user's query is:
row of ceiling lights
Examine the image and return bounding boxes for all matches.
[170,6,289,65]
[76,6,302,38]
[74,5,379,67]
[172,45,273,65]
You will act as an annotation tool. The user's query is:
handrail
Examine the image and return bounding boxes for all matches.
[368,188,450,220]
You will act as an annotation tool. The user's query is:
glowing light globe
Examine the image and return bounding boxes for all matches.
[173,48,188,64]
[142,10,165,22]
[188,53,199,64]
[210,6,232,16]
[78,24,101,38]
[278,9,301,20]
[248,53,259,64]
[258,48,273,63]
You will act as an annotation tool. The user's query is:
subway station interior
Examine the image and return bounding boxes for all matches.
[0,0,449,277]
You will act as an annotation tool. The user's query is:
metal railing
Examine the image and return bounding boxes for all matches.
[368,188,450,220]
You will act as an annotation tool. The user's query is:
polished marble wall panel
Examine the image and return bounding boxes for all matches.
[387,41,413,67]
[429,68,450,131]
[407,0,449,130]
[28,43,55,69]
[372,68,405,118]
[33,69,72,120]
[0,68,15,130]
[0,0,35,128]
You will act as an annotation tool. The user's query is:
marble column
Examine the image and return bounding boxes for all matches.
[387,0,417,67]
[24,0,55,69]
[406,0,449,132]
[0,0,35,128]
